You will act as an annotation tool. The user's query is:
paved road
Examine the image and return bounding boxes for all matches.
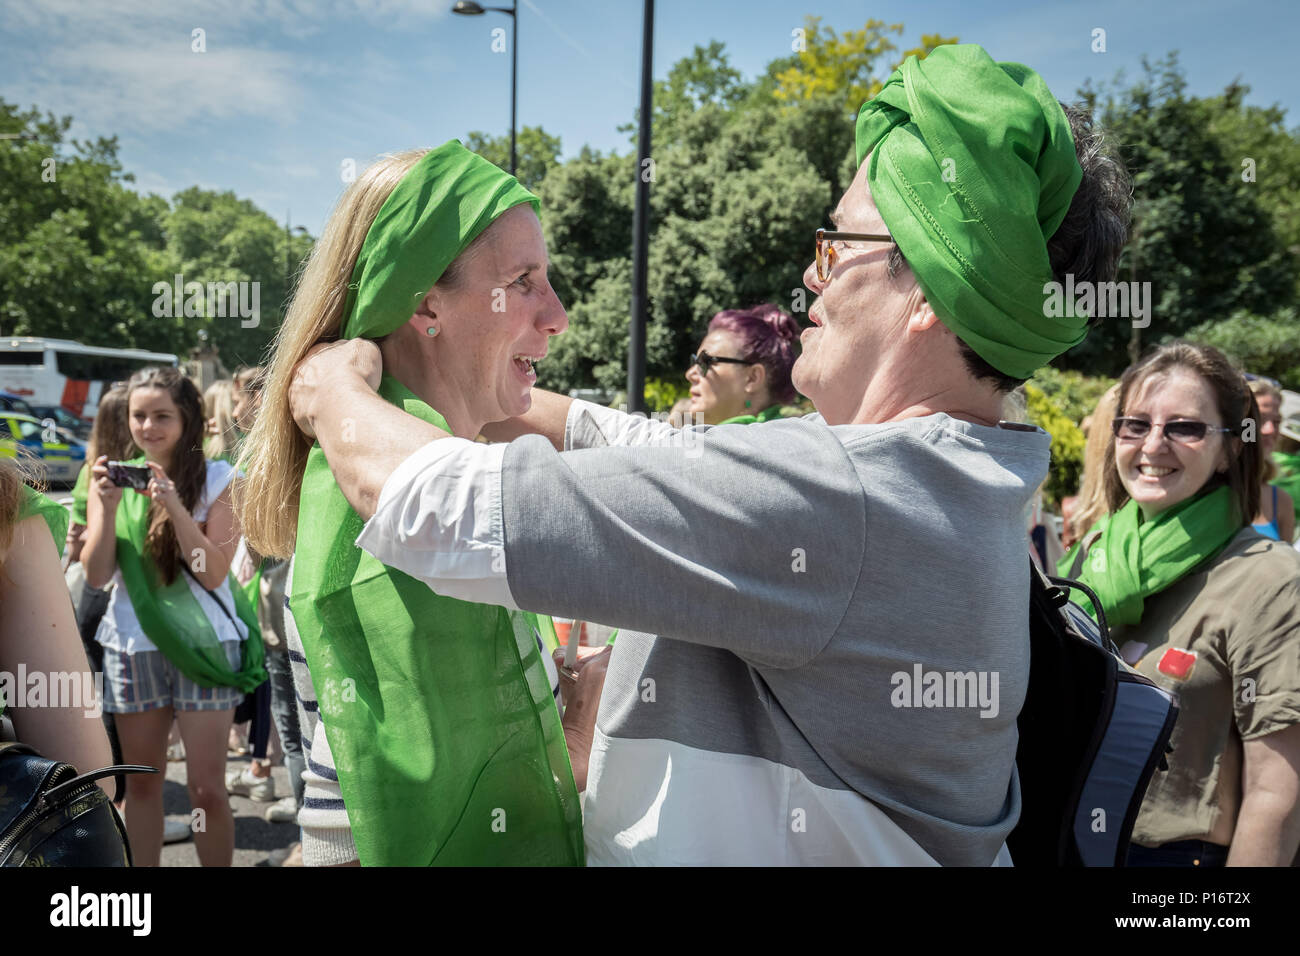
[158,754,299,867]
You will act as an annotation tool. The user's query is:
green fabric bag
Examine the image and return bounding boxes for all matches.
[113,457,266,691]
[290,375,583,867]
[1057,485,1242,629]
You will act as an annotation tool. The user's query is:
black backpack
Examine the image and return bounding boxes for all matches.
[1008,562,1178,866]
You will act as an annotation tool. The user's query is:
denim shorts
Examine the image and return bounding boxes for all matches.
[101,642,245,713]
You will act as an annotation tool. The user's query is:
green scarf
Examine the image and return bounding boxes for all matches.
[718,405,785,426]
[71,464,90,526]
[18,484,68,556]
[114,457,266,691]
[855,44,1084,380]
[1271,450,1300,506]
[291,375,583,866]
[1057,485,1242,629]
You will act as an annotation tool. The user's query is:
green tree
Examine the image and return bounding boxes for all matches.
[1065,56,1299,375]
[465,125,562,192]
[0,100,180,353]
[1186,308,1300,386]
[771,17,957,115]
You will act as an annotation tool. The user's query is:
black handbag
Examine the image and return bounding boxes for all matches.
[0,740,156,867]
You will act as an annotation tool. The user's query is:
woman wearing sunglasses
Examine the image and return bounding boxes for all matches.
[1059,342,1300,867]
[684,305,800,425]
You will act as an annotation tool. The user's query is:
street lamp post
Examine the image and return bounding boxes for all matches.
[627,0,654,414]
[452,0,518,176]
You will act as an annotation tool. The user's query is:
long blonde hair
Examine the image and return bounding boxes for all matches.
[203,379,239,460]
[1069,384,1120,543]
[234,150,429,558]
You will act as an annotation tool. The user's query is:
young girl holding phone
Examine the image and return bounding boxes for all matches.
[82,366,265,866]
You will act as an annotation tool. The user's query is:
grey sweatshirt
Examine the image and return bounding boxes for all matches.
[497,404,1050,865]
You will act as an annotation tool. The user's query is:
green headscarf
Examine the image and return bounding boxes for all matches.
[342,140,539,339]
[855,44,1084,379]
[291,142,582,866]
[1057,485,1242,629]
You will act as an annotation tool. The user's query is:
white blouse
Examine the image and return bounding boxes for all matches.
[95,459,249,655]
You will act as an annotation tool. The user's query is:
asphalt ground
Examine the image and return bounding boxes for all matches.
[158,752,299,867]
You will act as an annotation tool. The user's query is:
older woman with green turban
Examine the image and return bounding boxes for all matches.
[235,142,582,866]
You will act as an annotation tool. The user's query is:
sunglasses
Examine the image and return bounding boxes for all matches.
[688,350,754,377]
[815,228,894,282]
[1111,417,1238,443]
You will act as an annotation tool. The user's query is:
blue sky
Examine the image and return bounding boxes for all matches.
[2,0,1295,236]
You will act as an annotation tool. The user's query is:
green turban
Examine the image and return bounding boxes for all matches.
[855,44,1084,379]
[341,140,539,339]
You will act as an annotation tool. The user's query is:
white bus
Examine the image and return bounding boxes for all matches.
[0,338,180,419]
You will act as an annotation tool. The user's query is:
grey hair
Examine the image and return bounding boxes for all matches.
[891,101,1133,392]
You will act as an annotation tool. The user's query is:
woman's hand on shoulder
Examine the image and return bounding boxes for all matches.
[289,339,383,439]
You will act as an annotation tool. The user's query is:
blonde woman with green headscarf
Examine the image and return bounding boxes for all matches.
[235,143,582,867]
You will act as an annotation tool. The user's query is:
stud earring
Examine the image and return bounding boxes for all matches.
[425,325,438,337]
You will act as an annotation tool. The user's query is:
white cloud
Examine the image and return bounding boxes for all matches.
[5,38,306,132]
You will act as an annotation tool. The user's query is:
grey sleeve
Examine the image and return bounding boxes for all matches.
[501,419,866,670]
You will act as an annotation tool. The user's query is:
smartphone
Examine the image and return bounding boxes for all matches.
[106,461,152,491]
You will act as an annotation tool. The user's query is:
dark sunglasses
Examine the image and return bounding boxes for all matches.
[688,350,754,377]
[1111,417,1237,443]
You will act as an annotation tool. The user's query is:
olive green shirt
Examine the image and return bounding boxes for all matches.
[1082,528,1300,847]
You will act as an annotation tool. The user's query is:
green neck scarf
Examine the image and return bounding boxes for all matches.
[855,44,1084,380]
[114,457,266,691]
[1057,485,1242,629]
[291,375,583,866]
[71,464,90,526]
[719,404,785,426]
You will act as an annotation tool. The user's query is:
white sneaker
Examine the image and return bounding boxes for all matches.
[265,796,298,823]
[226,766,275,802]
[163,818,192,844]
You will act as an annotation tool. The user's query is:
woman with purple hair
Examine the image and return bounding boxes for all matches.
[684,305,801,425]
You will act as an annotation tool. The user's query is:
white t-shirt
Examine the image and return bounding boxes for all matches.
[95,459,249,655]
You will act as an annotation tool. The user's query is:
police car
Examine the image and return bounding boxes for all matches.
[0,411,87,485]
